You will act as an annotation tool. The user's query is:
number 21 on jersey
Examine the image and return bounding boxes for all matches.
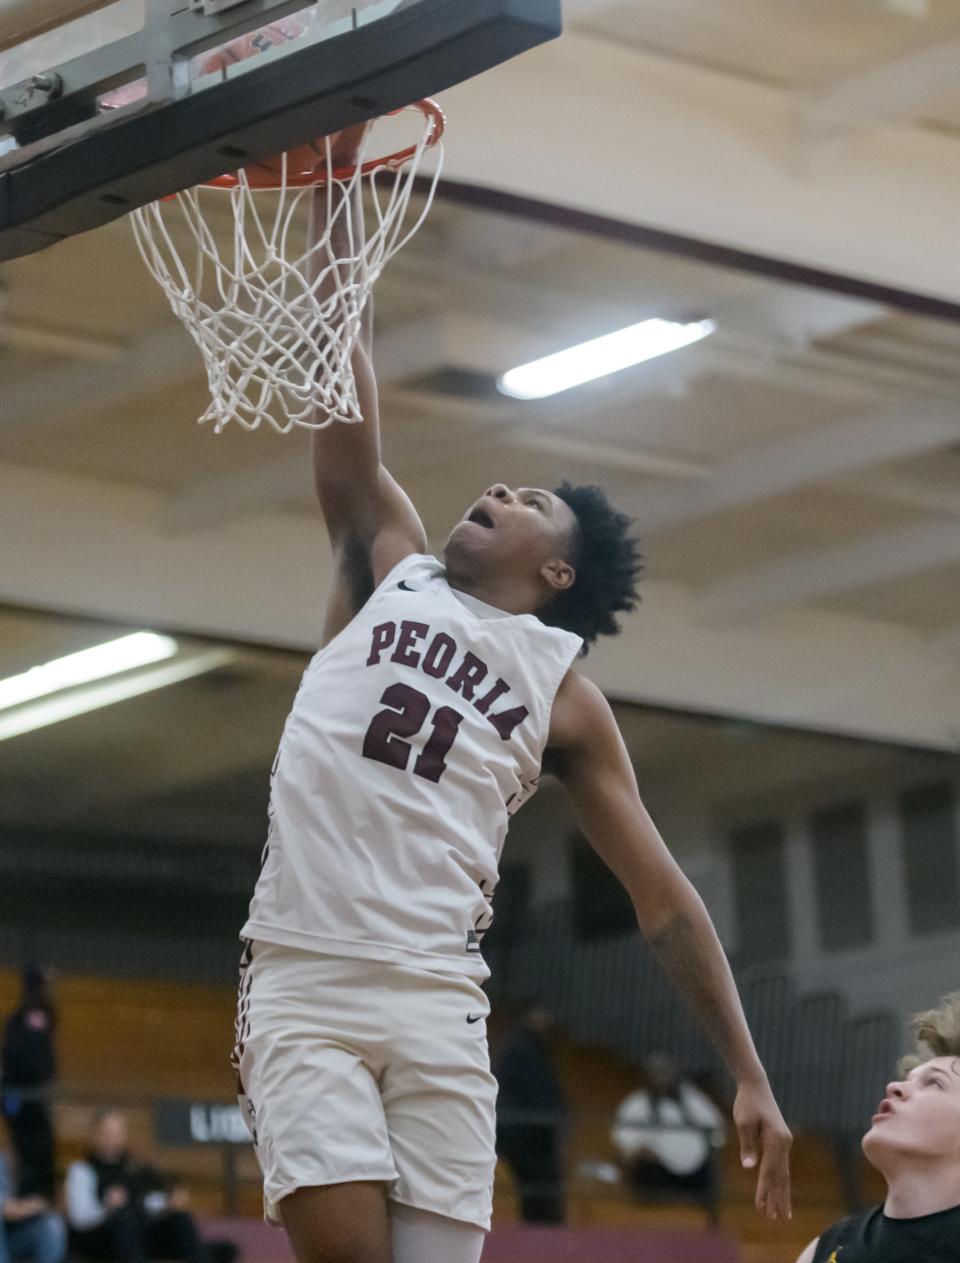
[363,683,464,784]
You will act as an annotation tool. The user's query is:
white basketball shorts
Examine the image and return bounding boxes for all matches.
[232,941,498,1231]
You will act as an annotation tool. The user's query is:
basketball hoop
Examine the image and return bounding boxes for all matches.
[129,100,445,434]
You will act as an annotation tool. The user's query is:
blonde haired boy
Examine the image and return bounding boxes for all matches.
[796,992,960,1262]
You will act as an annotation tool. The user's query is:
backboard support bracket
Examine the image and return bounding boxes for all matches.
[0,0,562,261]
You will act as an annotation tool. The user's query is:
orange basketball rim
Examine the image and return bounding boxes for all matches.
[203,99,446,191]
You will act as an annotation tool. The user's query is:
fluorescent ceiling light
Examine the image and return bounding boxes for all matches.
[0,631,178,713]
[497,317,716,401]
[0,650,235,743]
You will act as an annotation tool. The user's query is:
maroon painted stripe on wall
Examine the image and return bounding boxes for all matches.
[428,178,960,325]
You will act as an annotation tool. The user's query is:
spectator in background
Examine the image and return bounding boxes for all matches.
[493,1004,568,1224]
[796,991,960,1263]
[1,968,57,1200]
[612,1053,725,1201]
[66,1111,211,1263]
[0,1149,65,1263]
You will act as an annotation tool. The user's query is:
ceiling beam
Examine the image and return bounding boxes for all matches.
[0,285,126,362]
[801,34,960,131]
[1,321,124,362]
[837,469,960,518]
[930,622,960,658]
[882,1,929,16]
[721,290,884,350]
[506,433,712,481]
[439,33,960,308]
[701,519,960,623]
[2,459,959,748]
[165,344,723,533]
[162,294,960,532]
[163,315,448,530]
[641,409,960,533]
[1,323,199,443]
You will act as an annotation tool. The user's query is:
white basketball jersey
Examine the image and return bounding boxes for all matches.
[241,553,583,980]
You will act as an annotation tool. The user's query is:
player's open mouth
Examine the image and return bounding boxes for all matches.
[467,508,495,529]
[872,1099,896,1122]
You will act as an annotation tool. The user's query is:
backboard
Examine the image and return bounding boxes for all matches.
[0,0,562,261]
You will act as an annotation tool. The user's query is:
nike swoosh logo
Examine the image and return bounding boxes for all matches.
[466,1014,484,1024]
[397,580,418,592]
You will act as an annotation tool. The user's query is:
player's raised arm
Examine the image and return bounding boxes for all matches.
[306,125,427,633]
[546,671,793,1221]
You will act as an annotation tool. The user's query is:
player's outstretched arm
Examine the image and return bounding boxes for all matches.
[547,671,793,1221]
[306,125,427,640]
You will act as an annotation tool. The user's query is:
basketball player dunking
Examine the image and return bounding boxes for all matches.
[233,126,792,1263]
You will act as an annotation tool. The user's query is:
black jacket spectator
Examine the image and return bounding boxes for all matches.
[0,969,56,1200]
[493,1005,568,1224]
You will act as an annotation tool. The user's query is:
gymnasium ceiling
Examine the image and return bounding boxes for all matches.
[579,0,960,103]
[0,0,959,847]
[0,605,952,848]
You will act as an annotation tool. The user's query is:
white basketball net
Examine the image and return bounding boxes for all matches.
[129,112,443,434]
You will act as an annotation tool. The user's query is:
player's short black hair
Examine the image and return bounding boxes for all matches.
[538,481,643,651]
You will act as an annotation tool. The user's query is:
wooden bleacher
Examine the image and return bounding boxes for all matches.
[0,967,884,1256]
[0,967,262,1216]
[490,1020,885,1261]
[0,970,238,1100]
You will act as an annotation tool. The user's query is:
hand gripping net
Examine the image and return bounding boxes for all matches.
[129,102,444,434]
